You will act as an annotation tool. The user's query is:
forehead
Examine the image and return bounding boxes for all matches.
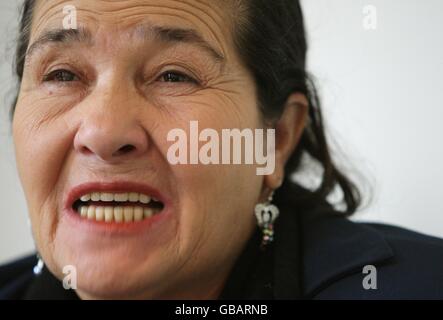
[31,0,235,56]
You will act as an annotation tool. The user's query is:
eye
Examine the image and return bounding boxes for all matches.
[43,69,79,82]
[157,70,198,84]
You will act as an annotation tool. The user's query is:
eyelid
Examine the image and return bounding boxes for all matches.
[149,63,204,85]
[27,49,71,70]
[42,68,79,82]
[157,69,200,84]
[35,52,89,82]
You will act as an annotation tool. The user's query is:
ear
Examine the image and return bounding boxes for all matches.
[264,92,309,191]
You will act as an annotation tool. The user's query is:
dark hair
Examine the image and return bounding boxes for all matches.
[11,0,363,215]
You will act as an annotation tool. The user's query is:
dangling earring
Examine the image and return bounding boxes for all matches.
[254,191,280,249]
[33,254,44,276]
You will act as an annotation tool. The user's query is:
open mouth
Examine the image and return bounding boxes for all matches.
[72,192,165,223]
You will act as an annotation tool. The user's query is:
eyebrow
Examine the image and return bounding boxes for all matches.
[25,25,225,65]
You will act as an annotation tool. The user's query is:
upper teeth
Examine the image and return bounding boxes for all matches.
[79,192,154,203]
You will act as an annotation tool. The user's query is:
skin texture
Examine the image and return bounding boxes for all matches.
[13,0,308,299]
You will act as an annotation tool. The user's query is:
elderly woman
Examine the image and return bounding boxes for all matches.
[1,0,442,300]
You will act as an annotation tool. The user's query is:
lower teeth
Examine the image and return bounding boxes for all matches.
[78,205,160,223]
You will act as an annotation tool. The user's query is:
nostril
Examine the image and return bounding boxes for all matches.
[114,144,136,156]
[81,146,93,154]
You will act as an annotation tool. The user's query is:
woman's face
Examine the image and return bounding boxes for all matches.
[13,0,266,299]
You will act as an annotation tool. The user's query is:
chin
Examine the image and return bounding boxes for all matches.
[49,235,178,299]
[62,252,173,299]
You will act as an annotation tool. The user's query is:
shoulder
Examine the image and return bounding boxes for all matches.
[300,210,443,299]
[0,254,37,300]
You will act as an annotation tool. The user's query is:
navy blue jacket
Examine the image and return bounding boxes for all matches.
[1,187,443,299]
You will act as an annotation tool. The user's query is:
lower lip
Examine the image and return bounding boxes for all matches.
[62,205,173,236]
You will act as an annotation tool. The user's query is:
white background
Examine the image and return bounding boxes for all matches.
[1,0,442,264]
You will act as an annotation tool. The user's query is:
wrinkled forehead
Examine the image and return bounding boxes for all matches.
[30,0,236,57]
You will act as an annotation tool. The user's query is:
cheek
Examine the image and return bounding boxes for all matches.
[163,94,263,251]
[12,102,76,240]
[172,161,262,276]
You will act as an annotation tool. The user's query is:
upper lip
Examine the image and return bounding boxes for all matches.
[64,181,166,210]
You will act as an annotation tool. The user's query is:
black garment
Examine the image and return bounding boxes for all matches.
[1,186,443,299]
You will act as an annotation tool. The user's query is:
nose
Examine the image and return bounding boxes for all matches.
[74,107,149,162]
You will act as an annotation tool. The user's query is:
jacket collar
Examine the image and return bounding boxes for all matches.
[298,205,394,297]
[271,183,394,299]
